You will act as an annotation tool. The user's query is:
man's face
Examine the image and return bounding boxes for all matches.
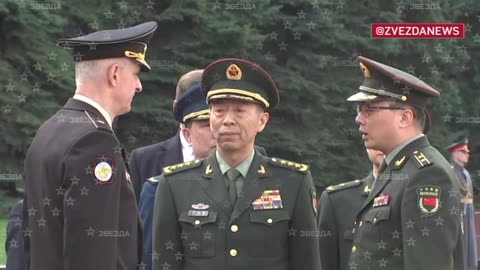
[114,60,142,115]
[209,99,269,153]
[355,100,404,154]
[183,119,216,159]
[452,150,470,166]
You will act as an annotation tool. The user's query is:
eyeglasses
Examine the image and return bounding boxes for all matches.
[355,103,406,117]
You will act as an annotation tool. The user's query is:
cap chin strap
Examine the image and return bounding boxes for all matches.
[359,85,407,102]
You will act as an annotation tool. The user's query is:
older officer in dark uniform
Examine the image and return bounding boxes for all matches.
[139,83,216,270]
[346,56,463,270]
[318,148,383,270]
[23,22,157,270]
[151,58,320,270]
[449,139,477,270]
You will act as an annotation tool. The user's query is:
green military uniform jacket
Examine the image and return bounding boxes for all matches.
[348,136,464,270]
[151,152,321,270]
[318,174,374,270]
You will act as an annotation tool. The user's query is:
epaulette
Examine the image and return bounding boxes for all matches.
[147,176,160,184]
[270,157,309,173]
[411,150,433,169]
[326,179,362,193]
[163,159,203,175]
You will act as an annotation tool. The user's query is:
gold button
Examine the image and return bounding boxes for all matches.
[373,218,377,224]
[230,249,238,256]
[359,221,363,227]
[352,246,357,253]
[194,220,200,225]
[231,225,239,232]
[267,218,273,224]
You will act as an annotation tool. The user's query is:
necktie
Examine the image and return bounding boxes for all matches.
[226,169,240,204]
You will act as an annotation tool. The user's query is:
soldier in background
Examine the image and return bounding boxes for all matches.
[138,82,216,270]
[448,138,477,270]
[318,148,384,270]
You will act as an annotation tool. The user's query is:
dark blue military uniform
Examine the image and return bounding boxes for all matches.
[23,22,157,270]
[139,82,210,270]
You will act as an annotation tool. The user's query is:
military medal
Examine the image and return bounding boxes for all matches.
[373,193,390,207]
[252,190,283,210]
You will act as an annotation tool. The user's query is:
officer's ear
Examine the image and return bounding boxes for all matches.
[257,106,269,133]
[107,60,123,87]
[398,107,415,129]
[182,125,192,144]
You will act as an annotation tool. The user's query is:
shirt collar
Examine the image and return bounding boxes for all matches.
[385,134,424,165]
[73,94,113,128]
[216,149,255,178]
[179,129,194,162]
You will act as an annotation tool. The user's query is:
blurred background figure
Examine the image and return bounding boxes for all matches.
[448,138,477,270]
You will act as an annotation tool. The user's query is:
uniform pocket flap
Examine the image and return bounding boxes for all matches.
[178,211,218,226]
[250,209,290,225]
[364,206,391,224]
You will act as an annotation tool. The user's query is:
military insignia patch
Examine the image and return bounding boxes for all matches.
[226,64,242,80]
[373,193,390,207]
[311,188,318,216]
[92,157,115,184]
[252,190,283,210]
[270,158,309,173]
[417,186,441,216]
[360,62,371,78]
[192,203,209,210]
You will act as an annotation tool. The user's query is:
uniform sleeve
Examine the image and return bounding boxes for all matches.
[401,165,463,270]
[317,191,338,270]
[128,149,143,203]
[152,176,182,270]
[62,130,128,270]
[289,171,322,270]
[139,181,156,270]
[6,200,25,270]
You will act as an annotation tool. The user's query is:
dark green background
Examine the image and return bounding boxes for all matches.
[1,0,480,218]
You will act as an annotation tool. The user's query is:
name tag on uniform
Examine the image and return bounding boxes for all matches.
[188,210,209,217]
[252,189,283,210]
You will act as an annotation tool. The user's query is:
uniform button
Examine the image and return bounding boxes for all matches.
[230,249,238,256]
[373,218,377,224]
[267,218,273,224]
[231,225,239,232]
[359,221,363,227]
[194,220,200,225]
[352,246,357,253]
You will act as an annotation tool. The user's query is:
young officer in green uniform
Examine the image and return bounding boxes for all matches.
[318,148,384,270]
[151,58,320,270]
[345,56,464,270]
